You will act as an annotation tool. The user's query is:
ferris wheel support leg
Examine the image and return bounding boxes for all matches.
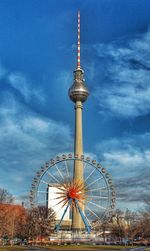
[55,199,72,232]
[75,199,91,234]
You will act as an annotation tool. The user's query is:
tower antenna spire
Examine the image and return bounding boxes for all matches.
[77,10,81,69]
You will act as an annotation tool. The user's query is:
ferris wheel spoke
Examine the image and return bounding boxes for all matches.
[87,176,104,187]
[87,186,107,193]
[65,160,70,178]
[84,168,96,182]
[41,180,49,185]
[83,162,87,170]
[37,190,47,193]
[84,212,91,226]
[87,200,106,210]
[47,170,61,183]
[87,195,108,199]
[86,205,101,220]
[86,212,93,221]
[54,164,64,180]
[92,221,102,229]
[53,197,68,208]
[49,197,63,201]
[37,199,48,205]
[53,202,68,219]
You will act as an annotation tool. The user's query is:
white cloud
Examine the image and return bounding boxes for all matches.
[22,117,49,133]
[58,71,72,89]
[0,62,45,105]
[8,72,45,104]
[96,133,150,170]
[103,151,143,167]
[0,92,73,196]
[0,61,73,199]
[95,133,150,210]
[90,29,150,118]
[8,73,31,101]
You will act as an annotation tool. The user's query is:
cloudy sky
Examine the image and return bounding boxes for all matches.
[0,0,150,211]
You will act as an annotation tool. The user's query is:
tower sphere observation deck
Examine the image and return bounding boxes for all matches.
[69,68,89,103]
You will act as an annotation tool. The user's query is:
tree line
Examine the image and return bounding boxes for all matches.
[0,188,55,243]
[0,188,150,244]
[96,201,150,245]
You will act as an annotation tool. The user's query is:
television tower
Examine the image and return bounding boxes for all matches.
[69,11,89,231]
[30,11,116,237]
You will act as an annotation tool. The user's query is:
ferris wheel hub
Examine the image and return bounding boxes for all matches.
[67,187,80,200]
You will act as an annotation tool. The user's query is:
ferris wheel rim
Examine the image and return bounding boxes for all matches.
[29,153,116,229]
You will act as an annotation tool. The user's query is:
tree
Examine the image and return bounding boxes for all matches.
[110,209,142,245]
[100,218,110,244]
[93,215,113,243]
[0,204,9,238]
[111,209,126,243]
[143,199,150,217]
[124,209,140,245]
[0,188,14,203]
[0,204,28,240]
[138,199,150,240]
[27,206,55,241]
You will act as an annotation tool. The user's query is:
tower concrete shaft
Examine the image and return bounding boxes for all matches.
[68,11,89,232]
[74,101,83,161]
[72,100,84,230]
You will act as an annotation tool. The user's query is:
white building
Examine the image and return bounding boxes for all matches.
[47,185,71,221]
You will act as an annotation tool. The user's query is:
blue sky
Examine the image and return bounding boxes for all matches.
[0,0,150,211]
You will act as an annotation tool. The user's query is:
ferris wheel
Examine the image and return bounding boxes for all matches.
[30,153,115,232]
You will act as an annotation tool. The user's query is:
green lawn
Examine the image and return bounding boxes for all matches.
[37,244,127,250]
[0,245,148,251]
[0,246,27,251]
